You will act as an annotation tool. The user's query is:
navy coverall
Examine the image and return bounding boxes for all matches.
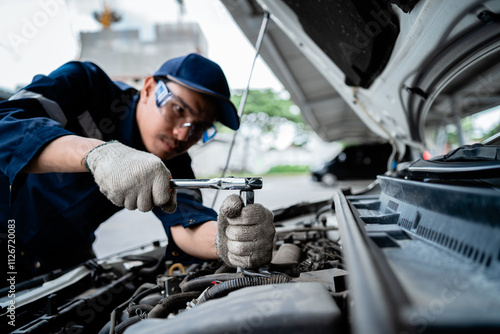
[0,61,217,281]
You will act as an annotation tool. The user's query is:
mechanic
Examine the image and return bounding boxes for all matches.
[0,53,274,284]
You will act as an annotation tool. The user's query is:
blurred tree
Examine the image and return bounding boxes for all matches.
[221,89,311,173]
[229,89,309,147]
[231,89,303,124]
[481,123,500,141]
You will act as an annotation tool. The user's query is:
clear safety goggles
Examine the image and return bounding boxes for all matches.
[155,80,217,143]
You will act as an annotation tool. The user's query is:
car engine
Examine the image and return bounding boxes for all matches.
[2,164,500,334]
[0,196,349,334]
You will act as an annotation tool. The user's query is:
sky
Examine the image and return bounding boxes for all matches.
[0,0,283,92]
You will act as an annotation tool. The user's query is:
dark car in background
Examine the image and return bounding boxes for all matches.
[311,142,393,185]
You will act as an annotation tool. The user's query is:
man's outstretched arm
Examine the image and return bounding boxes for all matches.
[23,135,177,213]
[171,221,218,260]
[23,135,104,173]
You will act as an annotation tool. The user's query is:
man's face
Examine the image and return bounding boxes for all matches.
[137,77,217,160]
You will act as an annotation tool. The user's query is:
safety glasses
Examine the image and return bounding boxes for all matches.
[155,80,217,143]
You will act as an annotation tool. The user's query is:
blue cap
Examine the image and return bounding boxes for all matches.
[153,53,239,130]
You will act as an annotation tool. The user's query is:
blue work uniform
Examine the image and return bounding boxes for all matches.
[0,61,217,280]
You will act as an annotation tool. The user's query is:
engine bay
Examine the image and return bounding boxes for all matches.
[0,194,349,333]
[1,166,500,333]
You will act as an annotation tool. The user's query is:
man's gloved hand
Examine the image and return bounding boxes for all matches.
[85,141,177,213]
[216,194,275,269]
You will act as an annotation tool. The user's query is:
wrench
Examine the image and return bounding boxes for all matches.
[170,177,262,204]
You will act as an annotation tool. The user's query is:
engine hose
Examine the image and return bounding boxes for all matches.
[129,285,163,306]
[183,268,219,281]
[136,256,166,277]
[197,273,291,304]
[108,284,161,334]
[128,304,154,317]
[179,273,243,292]
[148,291,202,318]
[114,315,142,334]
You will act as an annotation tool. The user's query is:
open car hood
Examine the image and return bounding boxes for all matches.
[221,0,500,155]
[2,2,500,334]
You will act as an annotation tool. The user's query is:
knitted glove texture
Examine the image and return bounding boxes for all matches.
[216,194,275,269]
[86,141,177,213]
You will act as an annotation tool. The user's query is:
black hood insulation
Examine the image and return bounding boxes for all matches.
[282,0,418,88]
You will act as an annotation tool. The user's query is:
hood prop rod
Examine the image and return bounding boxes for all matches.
[212,11,271,208]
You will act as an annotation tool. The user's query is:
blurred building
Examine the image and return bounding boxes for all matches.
[79,22,207,86]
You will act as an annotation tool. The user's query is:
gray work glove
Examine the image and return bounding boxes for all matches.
[85,141,177,213]
[216,194,275,269]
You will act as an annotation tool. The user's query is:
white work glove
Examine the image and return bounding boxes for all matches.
[85,141,177,213]
[216,194,275,269]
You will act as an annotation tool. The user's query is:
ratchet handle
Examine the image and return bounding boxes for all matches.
[170,177,261,206]
[170,177,262,191]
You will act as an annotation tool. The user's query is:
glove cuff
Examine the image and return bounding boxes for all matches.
[84,140,119,173]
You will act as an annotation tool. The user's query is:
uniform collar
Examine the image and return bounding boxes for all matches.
[118,93,147,152]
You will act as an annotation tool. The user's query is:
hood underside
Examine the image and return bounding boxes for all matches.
[221,0,500,156]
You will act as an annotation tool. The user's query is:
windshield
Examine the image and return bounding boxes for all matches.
[425,106,500,156]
